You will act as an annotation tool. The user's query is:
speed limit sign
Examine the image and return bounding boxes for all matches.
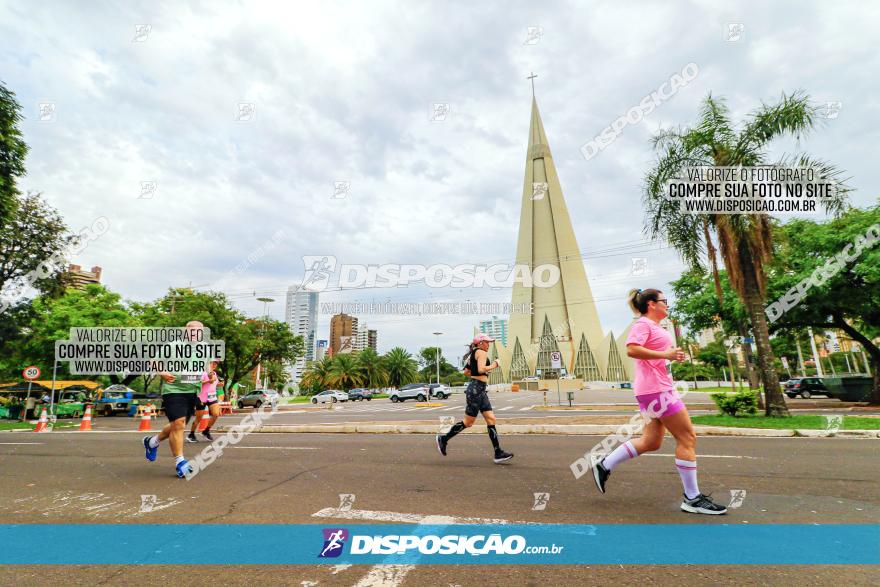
[23,366,41,380]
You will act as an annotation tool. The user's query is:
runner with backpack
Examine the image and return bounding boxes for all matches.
[436,333,514,463]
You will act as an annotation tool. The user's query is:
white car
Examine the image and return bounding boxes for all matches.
[428,383,453,399]
[523,376,540,382]
[311,390,349,404]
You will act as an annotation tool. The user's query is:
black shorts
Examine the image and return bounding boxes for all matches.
[195,398,219,411]
[163,393,196,422]
[464,379,493,417]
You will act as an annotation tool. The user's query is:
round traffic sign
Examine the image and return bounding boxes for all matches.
[23,366,41,380]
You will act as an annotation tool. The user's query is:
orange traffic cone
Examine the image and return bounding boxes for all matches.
[33,408,49,433]
[137,405,152,432]
[79,405,93,431]
[197,409,211,432]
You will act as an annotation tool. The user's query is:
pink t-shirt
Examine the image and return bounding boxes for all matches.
[199,372,218,403]
[625,316,674,396]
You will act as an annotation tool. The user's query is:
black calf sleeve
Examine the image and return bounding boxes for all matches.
[444,421,466,440]
[487,424,501,451]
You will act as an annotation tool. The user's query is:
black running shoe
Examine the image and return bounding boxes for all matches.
[493,450,514,463]
[436,435,447,456]
[680,493,728,515]
[201,429,213,441]
[185,432,198,443]
[592,459,610,494]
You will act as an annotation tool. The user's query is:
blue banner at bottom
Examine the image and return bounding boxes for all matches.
[0,524,877,565]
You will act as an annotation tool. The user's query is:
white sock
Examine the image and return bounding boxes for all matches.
[148,435,160,448]
[675,458,700,499]
[601,441,638,471]
[175,455,185,464]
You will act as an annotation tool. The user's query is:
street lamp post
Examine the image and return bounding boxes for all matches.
[256,297,274,388]
[433,332,443,386]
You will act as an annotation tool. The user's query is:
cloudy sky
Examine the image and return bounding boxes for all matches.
[3,0,878,359]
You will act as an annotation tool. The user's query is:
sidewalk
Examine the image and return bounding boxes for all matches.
[217,414,880,439]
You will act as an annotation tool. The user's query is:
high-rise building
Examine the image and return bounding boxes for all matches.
[285,285,319,381]
[499,94,616,382]
[353,326,378,352]
[479,316,508,347]
[65,264,102,289]
[330,313,358,354]
[315,340,328,361]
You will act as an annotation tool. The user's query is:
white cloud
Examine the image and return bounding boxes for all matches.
[2,0,877,356]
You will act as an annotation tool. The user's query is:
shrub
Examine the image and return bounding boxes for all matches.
[710,390,759,417]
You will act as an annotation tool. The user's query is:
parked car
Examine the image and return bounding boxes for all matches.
[389,383,429,403]
[427,383,452,399]
[348,388,372,401]
[523,376,540,382]
[784,377,831,399]
[96,385,138,416]
[49,390,89,418]
[311,390,349,404]
[238,389,280,408]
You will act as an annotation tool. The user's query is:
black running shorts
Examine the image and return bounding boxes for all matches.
[195,398,219,411]
[464,379,493,417]
[163,393,196,422]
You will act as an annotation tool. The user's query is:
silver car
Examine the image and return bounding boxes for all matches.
[237,389,280,409]
[311,390,349,404]
[389,384,430,403]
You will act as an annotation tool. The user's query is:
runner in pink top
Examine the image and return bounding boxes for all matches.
[187,359,222,443]
[590,288,727,515]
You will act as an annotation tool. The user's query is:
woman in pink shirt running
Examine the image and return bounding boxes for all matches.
[187,359,222,443]
[590,288,727,515]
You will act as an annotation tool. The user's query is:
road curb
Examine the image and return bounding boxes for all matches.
[237,423,880,438]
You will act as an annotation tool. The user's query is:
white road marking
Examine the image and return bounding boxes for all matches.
[232,446,319,450]
[0,442,44,445]
[642,453,760,459]
[312,507,527,525]
[330,564,352,574]
[499,406,515,411]
[353,564,414,587]
[519,406,533,411]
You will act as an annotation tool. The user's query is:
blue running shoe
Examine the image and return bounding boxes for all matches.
[143,436,157,462]
[176,459,193,478]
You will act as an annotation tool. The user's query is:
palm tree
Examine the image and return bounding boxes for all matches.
[383,347,419,388]
[356,347,388,389]
[328,353,364,391]
[644,92,850,416]
[300,355,333,394]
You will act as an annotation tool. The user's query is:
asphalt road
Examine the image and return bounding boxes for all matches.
[63,388,869,431]
[1,430,877,585]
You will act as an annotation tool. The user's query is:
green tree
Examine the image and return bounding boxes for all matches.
[301,356,334,394]
[418,346,455,382]
[0,192,74,301]
[763,204,880,402]
[0,81,28,228]
[138,289,303,392]
[17,285,138,388]
[383,347,419,388]
[328,353,364,391]
[356,347,388,388]
[645,92,851,415]
[698,340,729,375]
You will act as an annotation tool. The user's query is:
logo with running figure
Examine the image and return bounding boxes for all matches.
[301,255,338,292]
[319,528,349,558]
